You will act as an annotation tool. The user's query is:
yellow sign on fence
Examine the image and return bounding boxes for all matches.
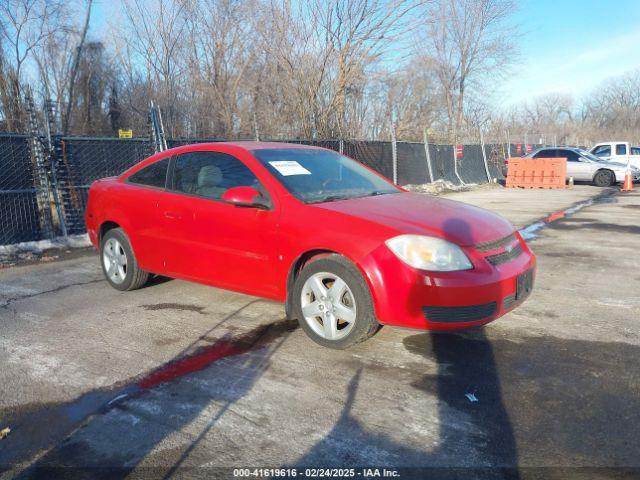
[118,129,133,139]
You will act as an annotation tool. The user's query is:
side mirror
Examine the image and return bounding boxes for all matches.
[221,186,269,209]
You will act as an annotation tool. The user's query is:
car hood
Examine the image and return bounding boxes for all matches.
[591,160,628,169]
[315,192,514,247]
[606,161,638,171]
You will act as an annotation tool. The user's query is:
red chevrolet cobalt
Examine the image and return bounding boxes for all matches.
[86,142,535,348]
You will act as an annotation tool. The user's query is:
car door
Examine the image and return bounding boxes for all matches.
[161,150,281,298]
[559,149,592,180]
[592,144,611,161]
[122,157,172,273]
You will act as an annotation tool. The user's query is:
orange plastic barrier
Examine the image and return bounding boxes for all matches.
[505,158,567,189]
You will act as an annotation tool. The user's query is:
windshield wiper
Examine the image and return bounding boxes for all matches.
[368,190,392,197]
[308,195,349,204]
[309,191,394,204]
[352,190,393,199]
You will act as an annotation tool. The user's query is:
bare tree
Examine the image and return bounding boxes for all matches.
[420,0,516,142]
[0,0,63,130]
[259,0,417,138]
[115,0,189,136]
[582,70,640,141]
[62,0,92,134]
[184,0,257,137]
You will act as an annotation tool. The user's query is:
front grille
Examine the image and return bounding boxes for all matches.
[486,243,523,266]
[475,233,516,252]
[423,302,497,323]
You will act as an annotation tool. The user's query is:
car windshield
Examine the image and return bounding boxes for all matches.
[577,149,605,162]
[252,148,400,203]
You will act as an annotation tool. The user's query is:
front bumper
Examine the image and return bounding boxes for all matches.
[614,170,640,182]
[359,232,536,331]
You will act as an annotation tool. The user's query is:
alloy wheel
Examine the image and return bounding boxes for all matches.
[300,271,357,340]
[103,238,128,284]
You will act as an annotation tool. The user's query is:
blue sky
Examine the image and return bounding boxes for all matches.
[501,0,640,106]
[89,0,640,108]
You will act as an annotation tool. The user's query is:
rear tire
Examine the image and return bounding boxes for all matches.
[593,169,615,187]
[292,254,380,349]
[100,228,149,291]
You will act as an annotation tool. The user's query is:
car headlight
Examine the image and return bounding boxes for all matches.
[385,235,473,271]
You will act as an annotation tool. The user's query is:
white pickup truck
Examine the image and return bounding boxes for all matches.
[590,142,640,169]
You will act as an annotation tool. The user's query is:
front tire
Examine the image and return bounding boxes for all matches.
[593,169,615,187]
[292,255,380,349]
[100,228,149,291]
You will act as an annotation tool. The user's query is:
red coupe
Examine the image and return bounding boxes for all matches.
[85,142,535,348]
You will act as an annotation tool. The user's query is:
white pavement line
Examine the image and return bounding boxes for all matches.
[107,393,130,407]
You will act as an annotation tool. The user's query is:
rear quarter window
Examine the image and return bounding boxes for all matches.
[128,158,170,188]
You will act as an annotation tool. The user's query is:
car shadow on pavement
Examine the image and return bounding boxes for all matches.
[5,302,297,479]
[293,329,640,477]
[292,329,518,479]
[406,329,520,478]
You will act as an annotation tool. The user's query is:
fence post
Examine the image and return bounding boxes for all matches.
[149,101,167,152]
[452,145,464,184]
[339,138,344,155]
[391,122,398,184]
[451,129,465,185]
[24,89,55,239]
[423,127,434,183]
[479,128,491,182]
[253,111,260,141]
[45,99,67,238]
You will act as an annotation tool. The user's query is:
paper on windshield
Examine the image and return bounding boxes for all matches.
[268,160,311,176]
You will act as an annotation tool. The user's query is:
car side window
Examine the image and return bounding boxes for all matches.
[616,144,627,155]
[593,145,611,157]
[533,149,556,158]
[128,158,170,188]
[171,151,261,200]
[561,150,581,162]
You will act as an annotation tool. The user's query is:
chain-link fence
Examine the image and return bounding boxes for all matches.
[1,134,514,246]
[0,134,46,244]
[54,137,155,234]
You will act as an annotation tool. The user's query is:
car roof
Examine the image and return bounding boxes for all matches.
[542,146,580,150]
[533,146,581,153]
[196,141,325,151]
[121,141,329,179]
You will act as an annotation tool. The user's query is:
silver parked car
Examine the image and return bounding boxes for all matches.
[522,147,640,187]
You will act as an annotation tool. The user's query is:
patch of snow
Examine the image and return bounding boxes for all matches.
[518,222,545,241]
[0,233,91,255]
[404,179,478,195]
